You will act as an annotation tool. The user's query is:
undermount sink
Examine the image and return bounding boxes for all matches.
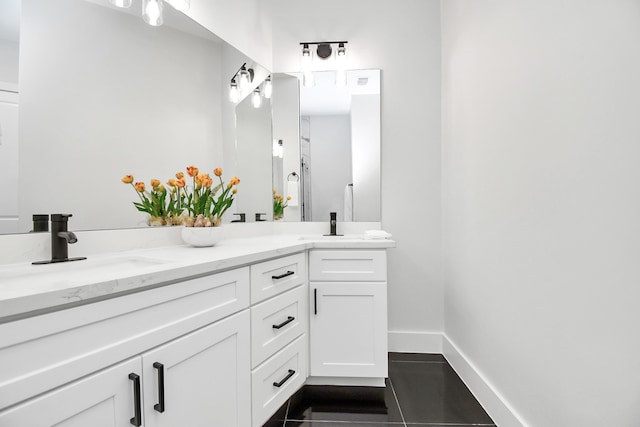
[0,255,171,287]
[298,235,362,241]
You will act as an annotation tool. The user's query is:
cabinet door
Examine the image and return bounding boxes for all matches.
[142,310,251,427]
[309,283,388,378]
[0,358,142,427]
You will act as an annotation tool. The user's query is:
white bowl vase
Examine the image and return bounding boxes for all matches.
[181,226,224,247]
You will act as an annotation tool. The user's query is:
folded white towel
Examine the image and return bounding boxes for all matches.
[363,230,392,240]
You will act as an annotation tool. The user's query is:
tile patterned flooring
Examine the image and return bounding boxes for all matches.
[263,353,495,427]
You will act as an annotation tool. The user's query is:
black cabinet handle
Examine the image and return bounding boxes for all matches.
[314,288,317,315]
[273,369,296,387]
[153,362,165,413]
[272,270,295,280]
[128,373,142,426]
[272,316,295,329]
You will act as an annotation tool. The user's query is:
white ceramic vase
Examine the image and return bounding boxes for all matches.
[181,226,223,247]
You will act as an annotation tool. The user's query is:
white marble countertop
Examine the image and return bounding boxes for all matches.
[0,234,395,323]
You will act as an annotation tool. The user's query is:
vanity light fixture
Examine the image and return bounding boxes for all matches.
[301,43,315,88]
[252,87,262,108]
[228,63,254,104]
[335,42,347,87]
[299,41,349,88]
[264,75,273,99]
[142,0,164,26]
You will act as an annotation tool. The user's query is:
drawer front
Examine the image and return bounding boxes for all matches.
[250,252,306,304]
[309,250,387,282]
[0,267,250,410]
[251,285,306,368]
[251,335,306,427]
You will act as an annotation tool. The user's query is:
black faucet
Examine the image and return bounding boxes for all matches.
[324,212,342,236]
[231,213,246,223]
[255,213,267,222]
[33,214,87,265]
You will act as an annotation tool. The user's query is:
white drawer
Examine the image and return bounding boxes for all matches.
[309,250,387,282]
[251,285,306,368]
[251,335,306,427]
[250,252,306,304]
[0,267,250,410]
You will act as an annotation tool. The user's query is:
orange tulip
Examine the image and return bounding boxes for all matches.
[186,166,199,177]
[134,182,145,192]
[232,188,238,194]
[122,175,134,184]
[176,172,184,180]
[230,176,240,186]
[150,179,161,188]
[213,168,223,177]
[176,178,186,188]
[167,179,177,187]
[287,196,292,201]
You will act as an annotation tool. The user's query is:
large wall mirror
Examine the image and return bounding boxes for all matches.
[271,69,381,222]
[0,0,273,234]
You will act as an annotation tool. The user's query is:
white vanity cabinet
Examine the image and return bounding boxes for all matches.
[249,252,307,427]
[308,250,388,384]
[0,268,251,427]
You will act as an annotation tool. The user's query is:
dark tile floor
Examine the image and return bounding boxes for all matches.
[263,353,495,427]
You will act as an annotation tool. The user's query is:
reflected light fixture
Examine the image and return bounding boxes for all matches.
[252,87,262,108]
[299,41,348,88]
[273,139,284,158]
[109,0,132,8]
[264,75,273,99]
[142,0,164,26]
[229,79,239,103]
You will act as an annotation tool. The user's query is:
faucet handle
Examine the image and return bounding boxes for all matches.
[255,213,267,222]
[231,213,246,223]
[51,213,73,222]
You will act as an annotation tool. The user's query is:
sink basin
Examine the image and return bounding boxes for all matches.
[0,255,170,288]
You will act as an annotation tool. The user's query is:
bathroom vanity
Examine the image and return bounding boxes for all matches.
[0,235,394,427]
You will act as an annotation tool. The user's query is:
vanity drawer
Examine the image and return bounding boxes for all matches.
[251,335,306,427]
[250,252,306,304]
[251,285,306,368]
[0,267,250,410]
[309,250,387,282]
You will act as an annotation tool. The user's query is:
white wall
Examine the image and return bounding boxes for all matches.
[187,0,271,69]
[270,0,443,348]
[442,1,640,426]
[19,0,222,231]
[351,94,380,222]
[308,115,351,222]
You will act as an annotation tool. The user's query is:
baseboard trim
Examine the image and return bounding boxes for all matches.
[387,330,443,353]
[443,334,528,427]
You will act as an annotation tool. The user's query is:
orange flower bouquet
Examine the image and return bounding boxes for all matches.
[121,175,184,226]
[182,166,240,227]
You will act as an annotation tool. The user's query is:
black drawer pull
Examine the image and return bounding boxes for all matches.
[272,316,295,329]
[153,362,165,413]
[314,288,318,315]
[272,270,295,280]
[128,373,142,426]
[273,369,296,387]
